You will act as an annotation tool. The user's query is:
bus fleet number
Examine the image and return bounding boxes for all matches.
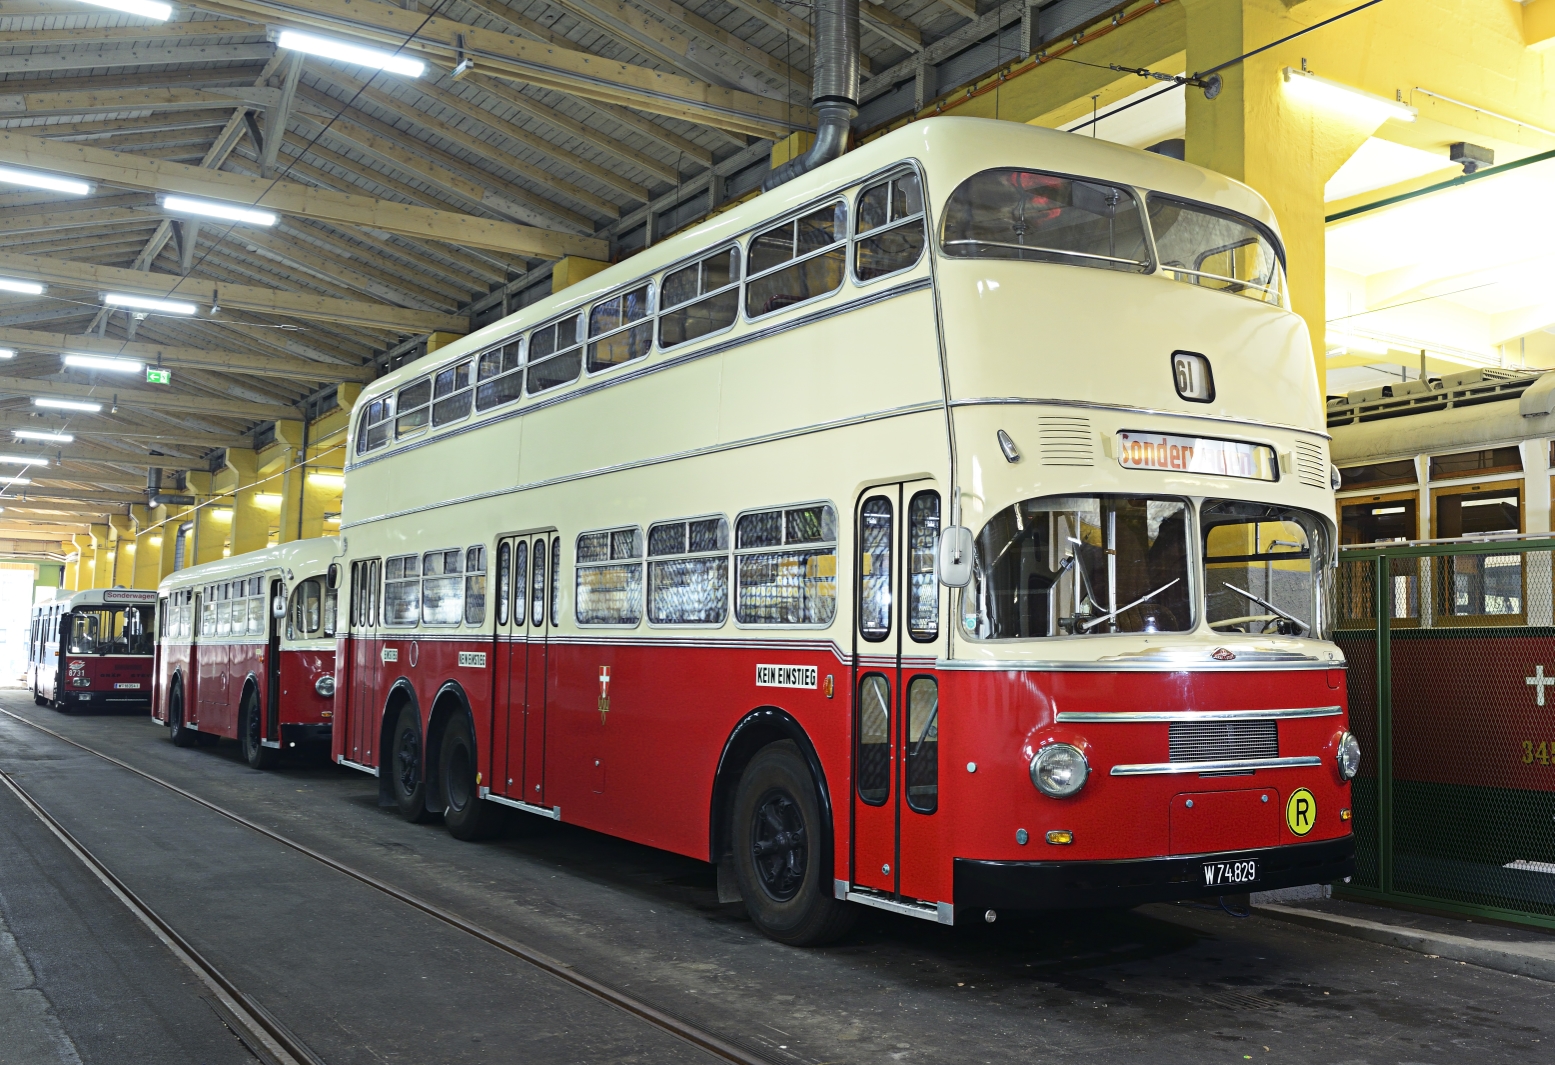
[1521,740,1555,766]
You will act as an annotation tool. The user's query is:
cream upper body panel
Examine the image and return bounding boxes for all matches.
[157,536,340,596]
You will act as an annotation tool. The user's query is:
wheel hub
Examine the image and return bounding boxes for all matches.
[750,790,807,902]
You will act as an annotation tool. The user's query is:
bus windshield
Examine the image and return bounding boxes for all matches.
[1202,500,1332,638]
[66,606,154,655]
[962,495,1193,638]
[940,169,1151,273]
[1147,194,1285,306]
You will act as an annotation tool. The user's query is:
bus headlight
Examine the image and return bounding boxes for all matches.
[315,674,336,698]
[1336,731,1361,781]
[1030,743,1089,798]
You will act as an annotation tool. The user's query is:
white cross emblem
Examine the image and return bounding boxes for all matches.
[1528,665,1555,706]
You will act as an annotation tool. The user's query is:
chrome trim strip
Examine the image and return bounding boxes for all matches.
[937,658,1339,672]
[947,397,1331,441]
[336,756,379,778]
[842,886,949,924]
[481,790,561,820]
[1060,706,1342,723]
[1110,756,1323,776]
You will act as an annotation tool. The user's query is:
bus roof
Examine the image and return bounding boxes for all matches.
[35,587,158,613]
[157,536,340,595]
[353,116,1280,412]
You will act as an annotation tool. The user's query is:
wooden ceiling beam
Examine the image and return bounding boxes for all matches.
[186,0,809,139]
[0,409,247,447]
[0,128,606,260]
[222,228,462,311]
[0,372,297,419]
[0,20,262,45]
[0,325,372,382]
[4,485,148,505]
[0,43,275,76]
[0,246,469,334]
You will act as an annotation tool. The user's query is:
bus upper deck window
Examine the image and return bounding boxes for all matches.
[357,397,391,454]
[941,169,1150,272]
[432,359,474,427]
[745,200,847,319]
[588,283,654,372]
[963,495,1192,639]
[476,340,523,412]
[855,171,925,281]
[395,377,432,439]
[659,247,739,349]
[527,314,584,395]
[1147,194,1285,306]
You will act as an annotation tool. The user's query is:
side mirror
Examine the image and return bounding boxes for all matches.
[937,526,974,588]
[272,595,288,619]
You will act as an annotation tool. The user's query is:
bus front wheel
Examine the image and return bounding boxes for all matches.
[440,715,501,841]
[731,740,855,947]
[240,691,279,771]
[168,687,198,748]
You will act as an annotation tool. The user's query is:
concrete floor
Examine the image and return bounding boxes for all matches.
[1,691,1552,1064]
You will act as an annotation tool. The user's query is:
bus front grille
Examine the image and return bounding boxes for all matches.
[1169,720,1278,763]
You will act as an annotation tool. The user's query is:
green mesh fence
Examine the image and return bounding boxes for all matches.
[1336,539,1555,930]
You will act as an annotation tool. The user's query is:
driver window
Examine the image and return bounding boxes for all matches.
[288,579,323,638]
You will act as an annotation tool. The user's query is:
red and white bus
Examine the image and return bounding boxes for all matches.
[28,589,157,711]
[332,116,1358,944]
[154,538,339,769]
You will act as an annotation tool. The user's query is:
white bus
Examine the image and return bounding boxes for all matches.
[331,116,1357,945]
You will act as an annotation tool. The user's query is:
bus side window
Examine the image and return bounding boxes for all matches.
[854,170,925,282]
[465,546,487,625]
[550,537,561,627]
[587,282,654,373]
[659,246,739,349]
[905,676,938,814]
[859,496,893,641]
[495,543,510,626]
[575,528,641,626]
[433,359,474,427]
[395,378,433,439]
[746,200,848,319]
[357,397,392,454]
[734,503,839,626]
[476,340,524,412]
[908,491,941,642]
[290,579,323,637]
[857,673,890,805]
[526,314,584,395]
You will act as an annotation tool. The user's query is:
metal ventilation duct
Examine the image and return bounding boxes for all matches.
[762,0,860,191]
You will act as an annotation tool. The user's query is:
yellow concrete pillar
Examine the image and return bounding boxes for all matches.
[64,534,86,591]
[771,131,815,169]
[88,523,112,588]
[552,256,611,294]
[425,332,463,354]
[186,473,227,567]
[1181,0,1384,396]
[221,448,269,558]
[269,420,305,545]
[130,506,164,589]
[108,516,135,587]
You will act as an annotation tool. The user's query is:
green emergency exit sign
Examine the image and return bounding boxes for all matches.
[146,367,171,385]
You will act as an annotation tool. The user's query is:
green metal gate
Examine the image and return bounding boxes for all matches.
[1336,538,1555,930]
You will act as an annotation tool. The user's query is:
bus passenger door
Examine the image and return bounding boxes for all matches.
[348,559,380,765]
[494,537,528,800]
[266,578,283,743]
[850,482,943,904]
[523,534,555,807]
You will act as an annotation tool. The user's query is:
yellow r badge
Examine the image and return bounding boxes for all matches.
[1285,788,1316,836]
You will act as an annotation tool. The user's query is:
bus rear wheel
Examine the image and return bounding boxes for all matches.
[391,704,434,823]
[240,691,278,771]
[168,686,198,748]
[731,740,855,947]
[440,715,501,841]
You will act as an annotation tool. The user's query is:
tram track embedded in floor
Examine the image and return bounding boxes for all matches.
[0,706,775,1065]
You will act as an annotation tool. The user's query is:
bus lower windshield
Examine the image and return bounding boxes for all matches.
[67,606,154,655]
[1203,500,1332,638]
[962,495,1193,638]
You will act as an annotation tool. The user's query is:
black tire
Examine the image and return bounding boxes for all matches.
[440,714,501,841]
[731,740,855,946]
[33,689,44,706]
[240,690,279,770]
[390,703,434,823]
[168,685,198,748]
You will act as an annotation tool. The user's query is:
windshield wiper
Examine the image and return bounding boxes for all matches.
[1080,578,1181,632]
[1221,583,1310,634]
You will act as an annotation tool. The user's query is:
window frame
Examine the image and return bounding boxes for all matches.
[849,166,928,287]
[644,513,731,629]
[586,280,656,376]
[742,199,850,323]
[354,394,393,455]
[656,244,742,353]
[525,311,586,396]
[474,336,525,414]
[574,525,644,628]
[393,376,434,440]
[419,546,466,627]
[1144,191,1287,304]
[382,553,421,629]
[431,357,475,428]
[732,499,840,630]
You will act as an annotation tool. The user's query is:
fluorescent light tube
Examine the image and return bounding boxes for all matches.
[306,472,345,487]
[33,398,101,413]
[2,477,31,486]
[0,454,47,465]
[0,349,13,359]
[1283,68,1416,124]
[72,0,172,19]
[103,293,197,315]
[12,431,72,443]
[161,195,278,227]
[0,165,93,196]
[65,354,144,373]
[0,278,44,296]
[277,29,426,77]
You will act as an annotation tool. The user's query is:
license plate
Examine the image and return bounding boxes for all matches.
[1202,858,1260,888]
[114,682,141,689]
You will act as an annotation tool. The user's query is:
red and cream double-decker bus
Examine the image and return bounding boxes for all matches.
[154,538,339,769]
[28,588,157,711]
[332,116,1358,944]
